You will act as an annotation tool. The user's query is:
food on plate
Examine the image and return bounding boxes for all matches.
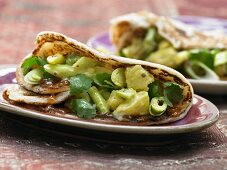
[3,31,193,125]
[109,11,227,80]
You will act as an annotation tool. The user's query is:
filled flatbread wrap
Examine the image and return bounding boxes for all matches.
[110,11,227,80]
[4,31,193,125]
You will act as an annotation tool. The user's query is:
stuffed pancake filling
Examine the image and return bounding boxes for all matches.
[4,32,193,125]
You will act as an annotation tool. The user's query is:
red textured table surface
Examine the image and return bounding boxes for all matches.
[0,0,227,169]
[1,0,227,65]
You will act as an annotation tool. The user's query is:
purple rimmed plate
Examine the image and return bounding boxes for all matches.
[87,16,227,94]
[0,65,219,135]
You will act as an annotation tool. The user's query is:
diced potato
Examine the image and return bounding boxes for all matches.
[125,65,154,91]
[107,88,136,111]
[115,88,136,99]
[113,91,150,120]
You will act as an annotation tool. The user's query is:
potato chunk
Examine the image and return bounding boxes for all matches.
[107,88,136,111]
[125,65,154,91]
[113,91,149,120]
[107,91,125,111]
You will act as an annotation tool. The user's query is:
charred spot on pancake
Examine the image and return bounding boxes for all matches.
[173,76,183,85]
[174,27,187,37]
[36,32,66,44]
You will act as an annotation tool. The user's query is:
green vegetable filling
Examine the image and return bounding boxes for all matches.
[21,55,47,75]
[69,74,93,95]
[22,51,184,120]
[149,97,167,116]
[116,26,227,80]
[69,99,96,119]
[148,81,183,107]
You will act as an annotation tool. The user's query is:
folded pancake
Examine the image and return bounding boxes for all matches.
[6,84,70,105]
[110,11,227,79]
[4,31,193,125]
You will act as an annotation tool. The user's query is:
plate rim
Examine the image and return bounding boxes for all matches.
[188,79,227,85]
[0,89,219,135]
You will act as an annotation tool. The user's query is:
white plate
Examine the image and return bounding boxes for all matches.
[0,65,219,135]
[189,79,227,94]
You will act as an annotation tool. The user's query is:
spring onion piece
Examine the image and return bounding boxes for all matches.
[72,57,99,69]
[149,97,167,116]
[184,61,219,80]
[24,68,43,84]
[47,53,65,64]
[88,86,109,114]
[44,64,76,78]
[111,68,126,88]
